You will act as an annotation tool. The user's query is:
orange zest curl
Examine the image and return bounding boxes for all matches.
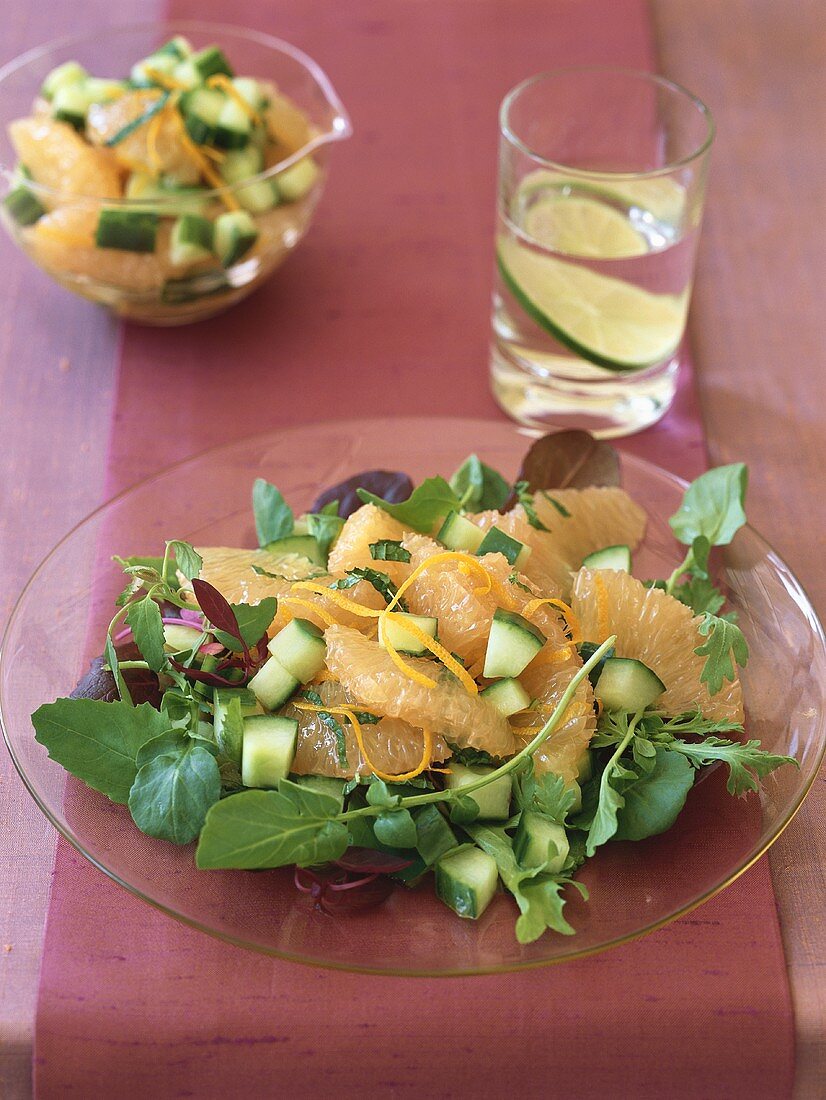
[522,597,583,644]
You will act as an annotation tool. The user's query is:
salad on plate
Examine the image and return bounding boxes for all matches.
[32,431,797,943]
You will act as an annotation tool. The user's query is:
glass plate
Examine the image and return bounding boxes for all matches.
[2,417,824,975]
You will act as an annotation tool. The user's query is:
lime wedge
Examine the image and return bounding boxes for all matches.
[497,235,687,372]
[523,195,648,258]
[517,169,686,226]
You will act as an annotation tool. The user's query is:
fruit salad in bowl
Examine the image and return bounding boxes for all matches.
[0,24,351,323]
[31,432,797,943]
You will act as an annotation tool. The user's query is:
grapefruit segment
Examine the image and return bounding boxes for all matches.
[327,503,413,584]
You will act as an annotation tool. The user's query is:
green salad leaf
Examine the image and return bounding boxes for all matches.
[612,748,694,841]
[694,612,750,694]
[126,595,167,673]
[166,540,203,582]
[128,732,221,844]
[306,510,344,557]
[357,476,462,533]
[252,478,294,546]
[449,454,511,511]
[369,540,412,563]
[514,480,550,531]
[374,808,418,848]
[212,597,277,651]
[669,464,748,547]
[667,737,799,797]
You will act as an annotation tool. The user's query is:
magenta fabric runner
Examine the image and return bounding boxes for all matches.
[34,2,794,1096]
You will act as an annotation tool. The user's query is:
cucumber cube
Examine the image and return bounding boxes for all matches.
[191,45,234,81]
[213,687,260,767]
[267,618,326,683]
[276,157,320,202]
[162,622,204,652]
[264,534,326,567]
[413,804,458,865]
[131,53,177,87]
[231,77,265,110]
[513,811,570,873]
[96,208,158,253]
[154,36,193,60]
[3,184,45,227]
[436,847,499,919]
[214,210,258,266]
[581,544,632,572]
[214,97,252,150]
[378,613,438,656]
[479,677,531,717]
[594,657,665,713]
[436,510,485,553]
[477,526,532,569]
[41,61,87,101]
[220,146,264,185]
[181,87,224,144]
[170,213,214,266]
[248,655,300,711]
[241,715,297,788]
[51,84,93,130]
[445,763,512,821]
[483,608,545,679]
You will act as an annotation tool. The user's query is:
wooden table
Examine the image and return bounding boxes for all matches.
[1,2,823,1096]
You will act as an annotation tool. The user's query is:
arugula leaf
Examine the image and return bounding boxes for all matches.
[514,480,550,531]
[369,540,412,563]
[613,748,694,841]
[104,633,132,704]
[211,598,277,651]
[672,574,727,616]
[126,596,167,673]
[694,612,749,695]
[32,698,168,804]
[301,689,348,768]
[330,567,406,610]
[357,476,462,533]
[585,757,635,855]
[531,772,578,824]
[667,737,798,797]
[669,464,748,547]
[252,478,294,546]
[128,732,221,844]
[374,808,418,848]
[306,511,344,557]
[541,492,571,518]
[449,454,511,511]
[166,540,203,582]
[196,781,349,869]
[466,824,581,942]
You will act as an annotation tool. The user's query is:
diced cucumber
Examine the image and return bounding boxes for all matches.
[413,804,458,865]
[214,97,252,150]
[181,87,225,144]
[276,157,320,202]
[378,612,438,656]
[235,178,278,214]
[3,182,45,226]
[219,145,263,184]
[581,544,632,572]
[191,45,234,81]
[264,534,326,568]
[577,640,616,687]
[131,52,177,87]
[84,78,126,104]
[162,622,203,652]
[575,747,593,783]
[51,84,91,130]
[436,510,485,553]
[483,608,546,679]
[480,677,531,718]
[513,811,569,873]
[41,61,87,101]
[170,213,214,266]
[594,657,665,712]
[435,846,499,919]
[267,618,326,683]
[445,763,512,821]
[213,687,260,767]
[125,173,209,216]
[241,714,297,788]
[155,36,193,60]
[477,526,532,569]
[95,208,158,253]
[247,655,300,711]
[214,209,258,266]
[231,77,265,110]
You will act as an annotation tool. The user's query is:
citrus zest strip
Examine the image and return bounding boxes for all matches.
[381,629,438,689]
[206,74,262,123]
[280,596,338,628]
[388,551,515,610]
[594,572,610,642]
[531,644,574,665]
[523,597,583,644]
[170,108,239,210]
[143,67,189,91]
[382,611,478,694]
[290,581,383,619]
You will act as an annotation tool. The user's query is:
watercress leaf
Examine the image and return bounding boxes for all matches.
[313,470,414,519]
[306,512,344,557]
[357,476,462,533]
[166,540,203,583]
[449,793,481,825]
[196,781,349,869]
[515,430,620,492]
[373,808,418,848]
[32,698,168,804]
[288,776,345,815]
[126,596,167,673]
[104,633,132,705]
[585,769,626,856]
[613,748,694,841]
[365,778,402,809]
[668,737,798,797]
[672,575,727,616]
[128,739,221,845]
[136,729,192,767]
[449,454,511,511]
[694,613,749,695]
[669,464,748,547]
[369,540,412,563]
[251,479,294,546]
[514,481,550,531]
[212,598,277,651]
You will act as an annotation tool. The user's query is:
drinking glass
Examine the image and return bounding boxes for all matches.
[490,67,714,438]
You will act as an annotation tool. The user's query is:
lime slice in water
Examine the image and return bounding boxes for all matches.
[524,195,648,259]
[516,169,687,226]
[497,235,687,372]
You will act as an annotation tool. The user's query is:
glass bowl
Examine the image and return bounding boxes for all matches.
[0,23,351,325]
[2,418,824,975]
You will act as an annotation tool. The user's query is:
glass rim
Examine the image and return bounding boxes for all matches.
[0,20,353,206]
[500,65,715,181]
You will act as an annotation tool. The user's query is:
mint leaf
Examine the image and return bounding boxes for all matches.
[357,476,462,533]
[541,492,571,519]
[301,689,348,768]
[252,478,294,546]
[128,733,221,844]
[668,737,798,797]
[514,481,550,531]
[126,596,167,673]
[694,613,749,695]
[449,454,511,511]
[613,748,694,840]
[167,540,202,582]
[33,699,168,804]
[212,598,276,651]
[330,567,406,610]
[669,464,748,547]
[196,781,349,869]
[369,540,411,563]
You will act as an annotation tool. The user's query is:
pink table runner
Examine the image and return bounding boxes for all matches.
[34,1,794,1095]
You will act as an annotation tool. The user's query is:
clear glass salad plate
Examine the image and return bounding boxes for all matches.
[2,417,824,975]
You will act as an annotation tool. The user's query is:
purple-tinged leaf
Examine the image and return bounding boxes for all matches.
[334,847,414,874]
[312,470,414,519]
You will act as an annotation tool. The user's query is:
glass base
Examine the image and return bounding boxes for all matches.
[489,344,679,439]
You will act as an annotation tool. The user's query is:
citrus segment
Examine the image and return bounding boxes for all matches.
[327,503,413,584]
[87,93,201,184]
[497,235,687,371]
[524,195,648,259]
[324,624,516,757]
[9,117,123,199]
[571,567,744,723]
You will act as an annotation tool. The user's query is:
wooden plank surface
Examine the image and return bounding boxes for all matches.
[652,2,826,1096]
